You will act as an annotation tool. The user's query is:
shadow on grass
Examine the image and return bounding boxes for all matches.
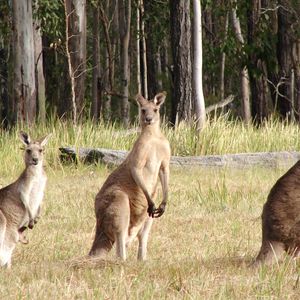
[67,255,124,270]
[202,255,254,270]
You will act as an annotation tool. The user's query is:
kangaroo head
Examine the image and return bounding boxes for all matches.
[19,131,51,167]
[136,92,166,127]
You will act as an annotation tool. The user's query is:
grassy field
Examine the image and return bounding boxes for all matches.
[0,119,300,299]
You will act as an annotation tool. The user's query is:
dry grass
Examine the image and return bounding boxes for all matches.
[1,119,300,298]
[1,162,300,299]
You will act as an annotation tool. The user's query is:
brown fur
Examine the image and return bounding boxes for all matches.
[89,92,170,261]
[0,131,51,268]
[254,160,300,266]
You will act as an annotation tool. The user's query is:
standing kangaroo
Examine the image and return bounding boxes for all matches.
[253,160,300,267]
[0,131,51,268]
[89,92,170,261]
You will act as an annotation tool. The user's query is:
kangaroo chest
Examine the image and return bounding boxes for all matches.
[29,176,47,216]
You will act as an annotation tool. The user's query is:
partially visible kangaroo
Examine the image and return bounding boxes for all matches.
[253,160,300,267]
[0,131,51,268]
[89,92,170,261]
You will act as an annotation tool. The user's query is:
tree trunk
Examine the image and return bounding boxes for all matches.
[293,39,300,119]
[118,0,131,127]
[247,0,273,123]
[136,1,142,95]
[220,12,229,101]
[65,0,87,121]
[156,48,163,91]
[0,37,10,127]
[12,0,36,124]
[290,7,300,120]
[231,7,251,124]
[144,1,159,99]
[33,1,46,123]
[272,1,300,120]
[193,0,206,131]
[170,0,192,125]
[91,4,101,122]
[140,0,148,99]
[277,2,292,118]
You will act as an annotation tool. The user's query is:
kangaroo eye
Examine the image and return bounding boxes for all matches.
[154,109,158,113]
[26,149,31,154]
[141,109,146,114]
[39,149,43,153]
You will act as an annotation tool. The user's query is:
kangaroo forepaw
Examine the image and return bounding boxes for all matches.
[153,204,166,218]
[147,203,156,218]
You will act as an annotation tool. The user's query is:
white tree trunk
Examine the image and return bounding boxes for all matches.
[193,0,206,131]
[231,7,251,124]
[12,0,36,123]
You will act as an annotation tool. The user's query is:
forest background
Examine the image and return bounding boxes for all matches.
[1,0,300,131]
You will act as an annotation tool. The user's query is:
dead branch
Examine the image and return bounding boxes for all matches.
[205,95,235,113]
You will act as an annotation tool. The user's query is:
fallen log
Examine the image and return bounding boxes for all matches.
[59,147,300,168]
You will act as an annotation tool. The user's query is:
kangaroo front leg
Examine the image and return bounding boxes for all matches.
[131,167,156,217]
[153,160,169,218]
[20,192,34,229]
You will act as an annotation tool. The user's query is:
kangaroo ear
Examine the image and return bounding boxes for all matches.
[153,91,167,106]
[39,134,52,147]
[19,131,31,145]
[136,94,148,106]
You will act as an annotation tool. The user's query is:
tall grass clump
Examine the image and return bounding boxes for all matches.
[166,114,300,156]
[0,114,300,173]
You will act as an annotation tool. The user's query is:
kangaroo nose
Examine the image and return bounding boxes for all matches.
[145,117,152,123]
[32,158,38,164]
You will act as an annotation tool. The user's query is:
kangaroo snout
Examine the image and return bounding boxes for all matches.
[32,158,39,165]
[145,117,153,124]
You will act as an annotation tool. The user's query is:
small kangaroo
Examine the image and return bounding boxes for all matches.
[253,160,300,267]
[89,92,170,261]
[0,131,51,268]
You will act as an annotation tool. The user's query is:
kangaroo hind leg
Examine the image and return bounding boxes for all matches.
[137,217,153,261]
[113,191,130,261]
[89,218,114,259]
[0,211,7,267]
[0,221,18,269]
[253,240,285,267]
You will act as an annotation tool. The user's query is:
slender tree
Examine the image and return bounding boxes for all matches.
[140,0,148,99]
[231,6,251,124]
[118,0,131,126]
[247,0,273,122]
[170,0,192,124]
[91,3,101,121]
[136,0,142,95]
[193,0,206,131]
[33,0,46,123]
[64,0,87,121]
[220,11,229,101]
